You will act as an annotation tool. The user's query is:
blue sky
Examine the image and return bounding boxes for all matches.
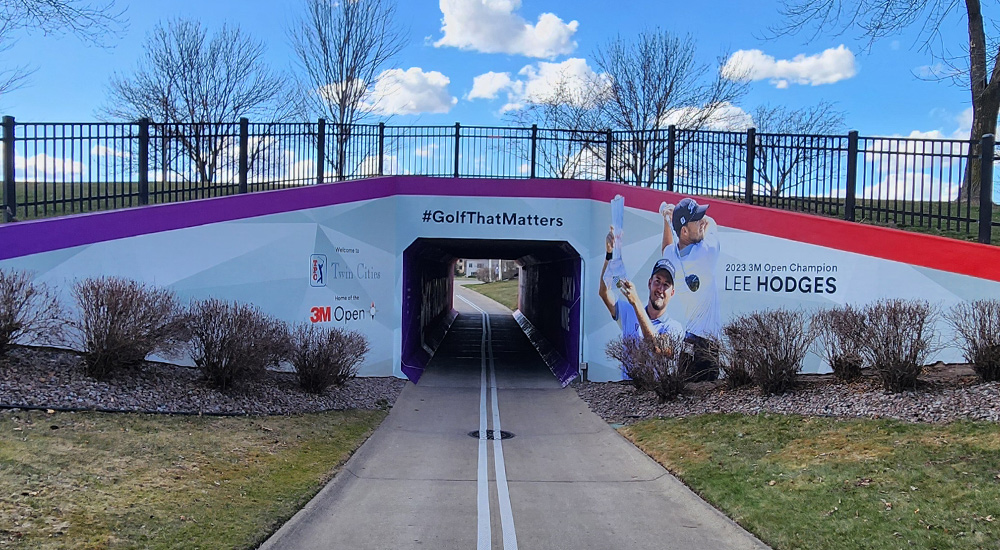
[0,0,976,140]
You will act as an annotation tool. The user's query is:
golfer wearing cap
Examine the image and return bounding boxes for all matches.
[599,227,684,354]
[660,197,721,382]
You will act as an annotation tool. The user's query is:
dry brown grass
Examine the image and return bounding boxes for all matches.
[0,408,385,549]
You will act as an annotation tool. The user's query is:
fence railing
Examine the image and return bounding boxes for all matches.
[2,116,997,244]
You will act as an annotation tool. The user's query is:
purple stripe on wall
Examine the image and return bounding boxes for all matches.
[0,176,593,261]
[0,178,397,261]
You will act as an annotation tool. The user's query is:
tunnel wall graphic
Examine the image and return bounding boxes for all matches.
[2,176,1000,382]
[400,240,457,383]
[518,254,581,385]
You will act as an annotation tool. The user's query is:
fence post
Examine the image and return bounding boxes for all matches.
[377,122,385,176]
[317,118,326,185]
[238,118,249,194]
[530,124,538,179]
[979,133,995,244]
[666,125,676,192]
[138,118,149,205]
[744,128,756,205]
[844,130,859,222]
[2,116,14,222]
[605,129,613,181]
[454,122,461,178]
[336,122,345,181]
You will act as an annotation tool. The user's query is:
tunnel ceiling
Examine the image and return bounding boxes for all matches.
[416,238,578,266]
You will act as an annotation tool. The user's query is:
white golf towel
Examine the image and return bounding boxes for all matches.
[603,195,628,292]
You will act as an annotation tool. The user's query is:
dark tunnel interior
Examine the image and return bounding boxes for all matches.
[400,238,581,385]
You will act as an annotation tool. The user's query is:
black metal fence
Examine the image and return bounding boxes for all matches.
[2,116,997,244]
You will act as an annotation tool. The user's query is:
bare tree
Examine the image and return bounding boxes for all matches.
[105,19,288,184]
[771,0,996,201]
[751,102,847,196]
[502,75,608,179]
[591,29,748,186]
[0,0,125,96]
[289,0,407,179]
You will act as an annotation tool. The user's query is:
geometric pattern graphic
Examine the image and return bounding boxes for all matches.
[2,176,999,382]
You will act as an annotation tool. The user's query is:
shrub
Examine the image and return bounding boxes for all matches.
[859,299,938,392]
[290,323,370,393]
[812,305,867,380]
[722,309,815,395]
[71,277,187,379]
[945,299,1000,382]
[0,269,64,357]
[476,267,491,283]
[718,336,754,389]
[186,298,291,391]
[605,332,686,402]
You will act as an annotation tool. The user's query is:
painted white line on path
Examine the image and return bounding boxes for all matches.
[487,313,519,550]
[457,294,518,550]
[474,294,491,550]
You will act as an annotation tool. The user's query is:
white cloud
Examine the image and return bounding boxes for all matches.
[518,58,606,105]
[435,0,578,59]
[4,152,85,182]
[661,102,754,131]
[287,159,317,182]
[859,129,973,203]
[914,63,953,80]
[368,67,457,116]
[416,144,439,157]
[956,107,973,137]
[470,58,608,112]
[863,172,961,202]
[468,71,517,100]
[872,107,973,143]
[722,45,857,87]
[361,153,399,175]
[92,145,130,158]
[500,101,524,113]
[558,147,605,180]
[863,132,970,169]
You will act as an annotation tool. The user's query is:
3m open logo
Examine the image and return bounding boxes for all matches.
[310,305,368,324]
[310,254,327,287]
[310,306,331,323]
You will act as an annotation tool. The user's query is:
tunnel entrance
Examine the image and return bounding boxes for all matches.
[401,238,581,386]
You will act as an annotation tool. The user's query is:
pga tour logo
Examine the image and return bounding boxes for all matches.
[310,254,327,287]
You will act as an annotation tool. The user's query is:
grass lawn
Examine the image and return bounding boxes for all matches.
[0,409,385,549]
[465,279,519,311]
[622,413,1000,550]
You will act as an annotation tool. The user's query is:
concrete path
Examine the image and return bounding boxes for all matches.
[260,286,768,550]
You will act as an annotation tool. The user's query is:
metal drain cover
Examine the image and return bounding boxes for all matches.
[468,429,515,440]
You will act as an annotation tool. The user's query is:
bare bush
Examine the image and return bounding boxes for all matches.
[722,309,815,395]
[859,299,938,393]
[718,337,754,389]
[812,305,867,380]
[946,299,1000,382]
[71,277,187,379]
[476,267,491,283]
[186,298,291,391]
[290,323,370,393]
[605,333,686,402]
[0,269,64,357]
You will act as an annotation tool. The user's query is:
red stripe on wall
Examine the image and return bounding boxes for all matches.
[590,181,1000,282]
